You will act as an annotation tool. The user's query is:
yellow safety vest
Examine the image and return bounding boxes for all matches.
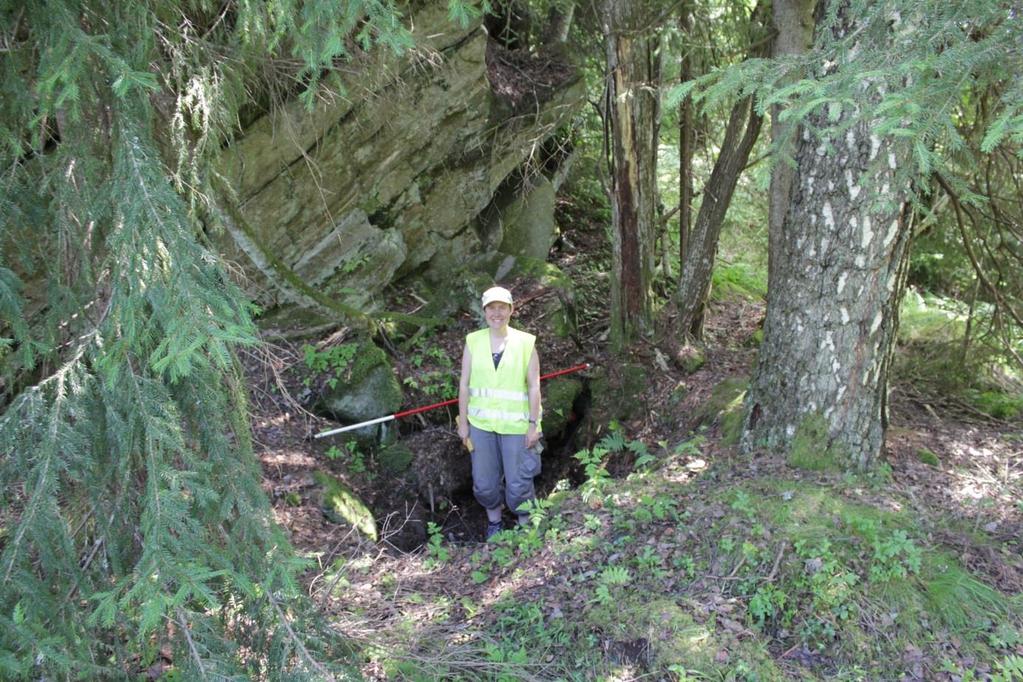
[466,327,539,434]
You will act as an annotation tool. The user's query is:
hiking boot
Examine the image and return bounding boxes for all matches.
[485,521,503,541]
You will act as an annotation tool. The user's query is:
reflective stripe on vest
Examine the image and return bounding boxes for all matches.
[469,387,529,401]
[466,327,537,434]
[468,406,530,422]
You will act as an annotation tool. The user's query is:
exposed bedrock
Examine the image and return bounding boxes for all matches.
[213,2,584,328]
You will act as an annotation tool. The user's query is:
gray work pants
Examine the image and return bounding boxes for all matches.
[469,424,541,516]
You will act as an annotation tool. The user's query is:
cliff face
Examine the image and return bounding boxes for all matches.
[213,3,584,325]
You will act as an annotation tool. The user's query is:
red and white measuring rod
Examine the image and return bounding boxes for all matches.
[313,362,592,439]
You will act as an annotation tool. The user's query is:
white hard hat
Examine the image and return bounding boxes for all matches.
[481,286,514,307]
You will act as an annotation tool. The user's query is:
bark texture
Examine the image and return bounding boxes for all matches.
[675,96,762,336]
[767,0,817,288]
[742,0,913,468]
[605,0,661,350]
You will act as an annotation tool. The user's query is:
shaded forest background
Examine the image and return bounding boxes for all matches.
[1,0,1021,679]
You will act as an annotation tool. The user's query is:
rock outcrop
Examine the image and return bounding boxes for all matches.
[213,3,584,328]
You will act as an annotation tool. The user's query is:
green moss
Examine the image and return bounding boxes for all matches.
[692,377,747,441]
[676,344,705,374]
[314,471,377,540]
[787,412,845,471]
[583,596,781,679]
[710,262,767,302]
[541,377,583,439]
[916,448,940,466]
[349,340,389,384]
[720,406,745,446]
[588,364,648,423]
[377,442,414,474]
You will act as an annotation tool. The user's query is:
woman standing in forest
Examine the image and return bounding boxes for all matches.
[457,286,543,540]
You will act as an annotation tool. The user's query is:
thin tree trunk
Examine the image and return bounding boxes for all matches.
[541,3,575,46]
[678,1,694,269]
[605,0,661,351]
[741,0,914,469]
[676,96,762,337]
[675,2,770,337]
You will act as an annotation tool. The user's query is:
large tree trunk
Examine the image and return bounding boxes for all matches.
[767,0,817,287]
[741,0,913,469]
[604,0,661,351]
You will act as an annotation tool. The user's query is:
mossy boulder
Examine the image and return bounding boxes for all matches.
[675,344,705,374]
[691,376,747,445]
[541,377,584,439]
[587,363,648,424]
[313,471,378,540]
[316,341,403,443]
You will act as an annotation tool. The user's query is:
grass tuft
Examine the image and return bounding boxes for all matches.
[923,560,1008,630]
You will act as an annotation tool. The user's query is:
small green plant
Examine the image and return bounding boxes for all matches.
[632,493,677,525]
[482,597,570,678]
[991,654,1023,682]
[869,529,922,581]
[969,389,1023,420]
[635,546,667,579]
[302,342,358,389]
[516,497,552,529]
[596,427,626,453]
[575,447,610,503]
[403,339,457,398]
[628,438,656,468]
[748,584,787,628]
[674,554,696,579]
[592,564,631,606]
[424,522,449,567]
[326,442,367,473]
[988,623,1022,650]
[347,443,367,473]
[673,435,706,457]
[731,490,756,520]
[791,539,859,648]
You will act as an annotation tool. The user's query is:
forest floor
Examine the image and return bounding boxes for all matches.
[242,213,1023,679]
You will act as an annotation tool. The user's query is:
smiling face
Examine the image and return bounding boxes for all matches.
[484,301,512,331]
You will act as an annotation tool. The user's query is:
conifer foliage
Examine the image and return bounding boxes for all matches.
[1,1,408,677]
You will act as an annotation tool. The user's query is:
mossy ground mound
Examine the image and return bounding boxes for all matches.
[312,422,1021,680]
